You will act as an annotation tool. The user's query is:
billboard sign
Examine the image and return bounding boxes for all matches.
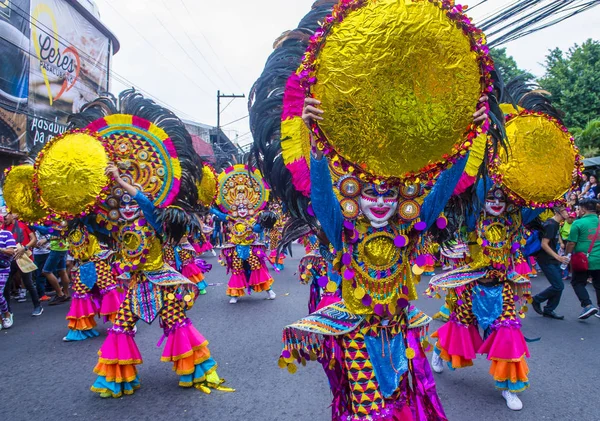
[0,0,30,153]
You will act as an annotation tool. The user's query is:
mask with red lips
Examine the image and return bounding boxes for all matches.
[484,188,507,216]
[236,203,249,218]
[118,193,141,221]
[359,184,399,228]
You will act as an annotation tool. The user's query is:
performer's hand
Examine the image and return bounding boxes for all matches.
[105,163,120,180]
[473,95,489,125]
[303,98,324,159]
[302,97,324,128]
[14,244,25,260]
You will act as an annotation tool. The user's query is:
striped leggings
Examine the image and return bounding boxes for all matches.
[0,272,9,313]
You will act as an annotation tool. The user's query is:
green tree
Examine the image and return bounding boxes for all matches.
[539,39,600,129]
[572,119,600,158]
[490,47,534,82]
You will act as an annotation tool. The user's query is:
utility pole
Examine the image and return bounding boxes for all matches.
[216,90,245,145]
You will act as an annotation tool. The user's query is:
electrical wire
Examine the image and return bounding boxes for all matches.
[474,0,600,47]
[178,0,244,92]
[158,0,231,90]
[220,115,248,128]
[144,2,218,94]
[103,0,212,98]
[467,0,490,12]
[6,0,202,120]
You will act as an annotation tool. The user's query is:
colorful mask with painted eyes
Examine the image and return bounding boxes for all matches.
[217,165,270,219]
[484,188,507,216]
[336,175,422,225]
[100,175,143,223]
[358,184,399,227]
[237,203,249,218]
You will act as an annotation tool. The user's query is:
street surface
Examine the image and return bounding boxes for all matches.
[1,244,598,421]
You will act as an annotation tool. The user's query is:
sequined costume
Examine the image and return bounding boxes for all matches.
[54,90,235,398]
[428,203,536,393]
[213,164,275,301]
[267,201,288,270]
[213,209,274,298]
[440,238,470,271]
[90,190,231,397]
[164,241,208,295]
[249,1,501,419]
[278,156,466,420]
[64,224,123,342]
[427,77,582,406]
[419,236,439,276]
[298,234,341,314]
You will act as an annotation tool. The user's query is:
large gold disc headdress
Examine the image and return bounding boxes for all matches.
[217,164,269,218]
[33,130,112,219]
[197,164,218,207]
[281,0,494,191]
[489,110,582,207]
[3,165,49,223]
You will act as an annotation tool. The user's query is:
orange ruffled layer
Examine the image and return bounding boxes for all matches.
[93,362,138,383]
[165,345,212,376]
[67,315,97,331]
[489,356,529,384]
[103,313,117,323]
[434,343,474,369]
[251,278,273,293]
[226,287,246,297]
[187,273,205,285]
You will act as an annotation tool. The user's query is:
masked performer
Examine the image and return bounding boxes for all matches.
[163,223,209,296]
[63,221,122,342]
[32,91,234,398]
[266,200,288,271]
[440,237,470,271]
[194,166,219,259]
[249,1,500,419]
[160,167,216,296]
[419,236,438,276]
[280,220,342,314]
[428,80,581,411]
[212,164,276,304]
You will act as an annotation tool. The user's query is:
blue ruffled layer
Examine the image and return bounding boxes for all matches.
[65,329,100,341]
[91,375,141,398]
[179,357,217,386]
[197,279,208,291]
[495,379,529,393]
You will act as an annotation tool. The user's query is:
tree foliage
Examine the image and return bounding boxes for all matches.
[572,119,600,158]
[538,39,600,129]
[490,47,534,82]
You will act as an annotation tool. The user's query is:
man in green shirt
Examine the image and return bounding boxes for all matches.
[37,227,71,306]
[566,199,600,319]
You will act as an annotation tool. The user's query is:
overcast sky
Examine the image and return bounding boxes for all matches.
[95,0,600,146]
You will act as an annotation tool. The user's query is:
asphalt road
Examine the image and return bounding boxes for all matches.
[1,244,599,421]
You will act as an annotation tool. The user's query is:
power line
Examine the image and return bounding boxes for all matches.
[158,0,232,90]
[221,115,249,128]
[102,0,212,99]
[6,1,201,121]
[178,0,244,92]
[220,98,237,115]
[0,34,108,99]
[474,0,600,47]
[145,2,218,93]
[216,91,245,145]
[468,0,490,12]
